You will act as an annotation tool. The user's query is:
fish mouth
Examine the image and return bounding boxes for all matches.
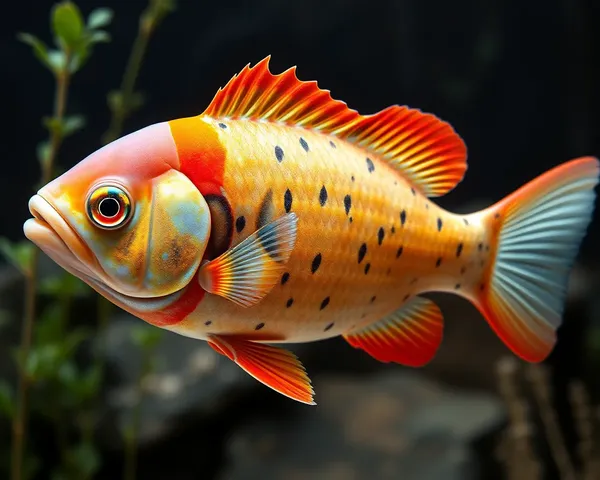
[24,194,136,300]
[24,194,101,282]
[24,194,185,311]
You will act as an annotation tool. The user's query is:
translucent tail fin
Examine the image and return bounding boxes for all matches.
[475,157,599,362]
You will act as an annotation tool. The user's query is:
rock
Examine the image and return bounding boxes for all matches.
[218,371,505,480]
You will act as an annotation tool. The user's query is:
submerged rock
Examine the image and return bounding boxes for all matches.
[218,371,505,480]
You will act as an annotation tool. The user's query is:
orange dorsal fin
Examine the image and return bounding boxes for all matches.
[343,296,444,367]
[202,56,467,197]
[207,335,316,405]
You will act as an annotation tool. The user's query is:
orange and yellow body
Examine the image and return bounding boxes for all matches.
[168,116,492,343]
[24,57,599,404]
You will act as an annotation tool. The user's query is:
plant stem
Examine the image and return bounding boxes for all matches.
[123,350,152,480]
[11,57,72,480]
[102,13,153,145]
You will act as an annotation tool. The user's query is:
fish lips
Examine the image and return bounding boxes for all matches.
[24,194,100,282]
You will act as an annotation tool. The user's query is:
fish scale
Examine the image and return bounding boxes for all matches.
[167,116,491,343]
[24,56,599,405]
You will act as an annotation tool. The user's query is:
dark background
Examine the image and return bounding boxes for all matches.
[1,1,599,479]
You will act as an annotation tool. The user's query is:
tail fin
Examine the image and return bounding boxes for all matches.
[475,157,599,362]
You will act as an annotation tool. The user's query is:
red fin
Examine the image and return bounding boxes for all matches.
[203,56,467,197]
[198,213,298,307]
[207,335,316,405]
[343,296,444,367]
[474,156,600,362]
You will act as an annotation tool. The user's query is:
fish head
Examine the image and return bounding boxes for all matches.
[24,122,212,304]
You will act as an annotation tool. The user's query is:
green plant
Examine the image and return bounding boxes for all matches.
[1,1,175,479]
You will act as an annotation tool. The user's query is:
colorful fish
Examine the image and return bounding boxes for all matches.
[24,57,599,405]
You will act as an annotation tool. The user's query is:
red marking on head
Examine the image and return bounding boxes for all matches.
[168,116,226,195]
[144,278,206,327]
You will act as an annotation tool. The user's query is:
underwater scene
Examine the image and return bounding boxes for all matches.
[1,1,600,479]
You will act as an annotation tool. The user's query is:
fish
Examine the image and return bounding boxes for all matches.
[24,56,599,405]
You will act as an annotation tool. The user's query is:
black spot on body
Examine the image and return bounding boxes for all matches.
[218,122,227,129]
[391,226,395,234]
[377,227,385,245]
[495,213,500,219]
[281,272,290,285]
[410,277,418,285]
[480,284,485,291]
[437,218,443,232]
[411,187,416,196]
[284,189,293,213]
[396,246,403,258]
[344,195,352,215]
[324,322,334,331]
[455,283,461,290]
[235,216,246,233]
[329,140,336,148]
[319,186,328,206]
[486,245,490,252]
[425,204,429,210]
[275,145,284,162]
[300,137,309,152]
[460,266,467,275]
[478,243,483,251]
[320,297,330,310]
[257,189,274,229]
[463,218,469,226]
[400,210,406,226]
[204,320,212,326]
[364,263,371,274]
[286,298,294,308]
[403,293,410,301]
[456,243,463,257]
[436,257,442,267]
[349,217,353,223]
[311,253,322,273]
[358,243,367,263]
[370,296,376,303]
[366,157,375,173]
[255,322,265,330]
[351,175,355,182]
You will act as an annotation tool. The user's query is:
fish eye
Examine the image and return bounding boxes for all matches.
[86,184,133,229]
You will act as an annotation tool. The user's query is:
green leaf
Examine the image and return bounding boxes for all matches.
[17,33,52,70]
[67,443,100,478]
[0,380,15,418]
[63,115,86,137]
[0,238,35,275]
[36,141,51,169]
[87,8,113,29]
[52,1,84,49]
[47,49,67,72]
[89,30,111,44]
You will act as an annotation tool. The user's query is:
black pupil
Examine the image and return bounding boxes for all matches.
[98,197,120,218]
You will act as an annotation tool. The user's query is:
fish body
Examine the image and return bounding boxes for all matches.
[168,115,485,343]
[24,57,599,404]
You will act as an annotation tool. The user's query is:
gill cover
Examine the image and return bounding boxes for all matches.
[87,169,210,297]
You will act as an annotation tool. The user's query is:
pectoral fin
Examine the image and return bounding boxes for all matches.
[343,296,444,367]
[207,334,315,405]
[198,212,298,307]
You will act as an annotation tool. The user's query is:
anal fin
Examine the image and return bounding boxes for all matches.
[343,296,444,367]
[207,335,315,405]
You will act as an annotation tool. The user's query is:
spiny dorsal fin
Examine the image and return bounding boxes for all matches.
[203,56,468,197]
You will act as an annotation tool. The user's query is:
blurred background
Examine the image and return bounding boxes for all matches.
[1,0,599,479]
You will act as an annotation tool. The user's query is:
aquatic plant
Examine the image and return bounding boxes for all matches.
[496,356,600,480]
[0,1,174,479]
